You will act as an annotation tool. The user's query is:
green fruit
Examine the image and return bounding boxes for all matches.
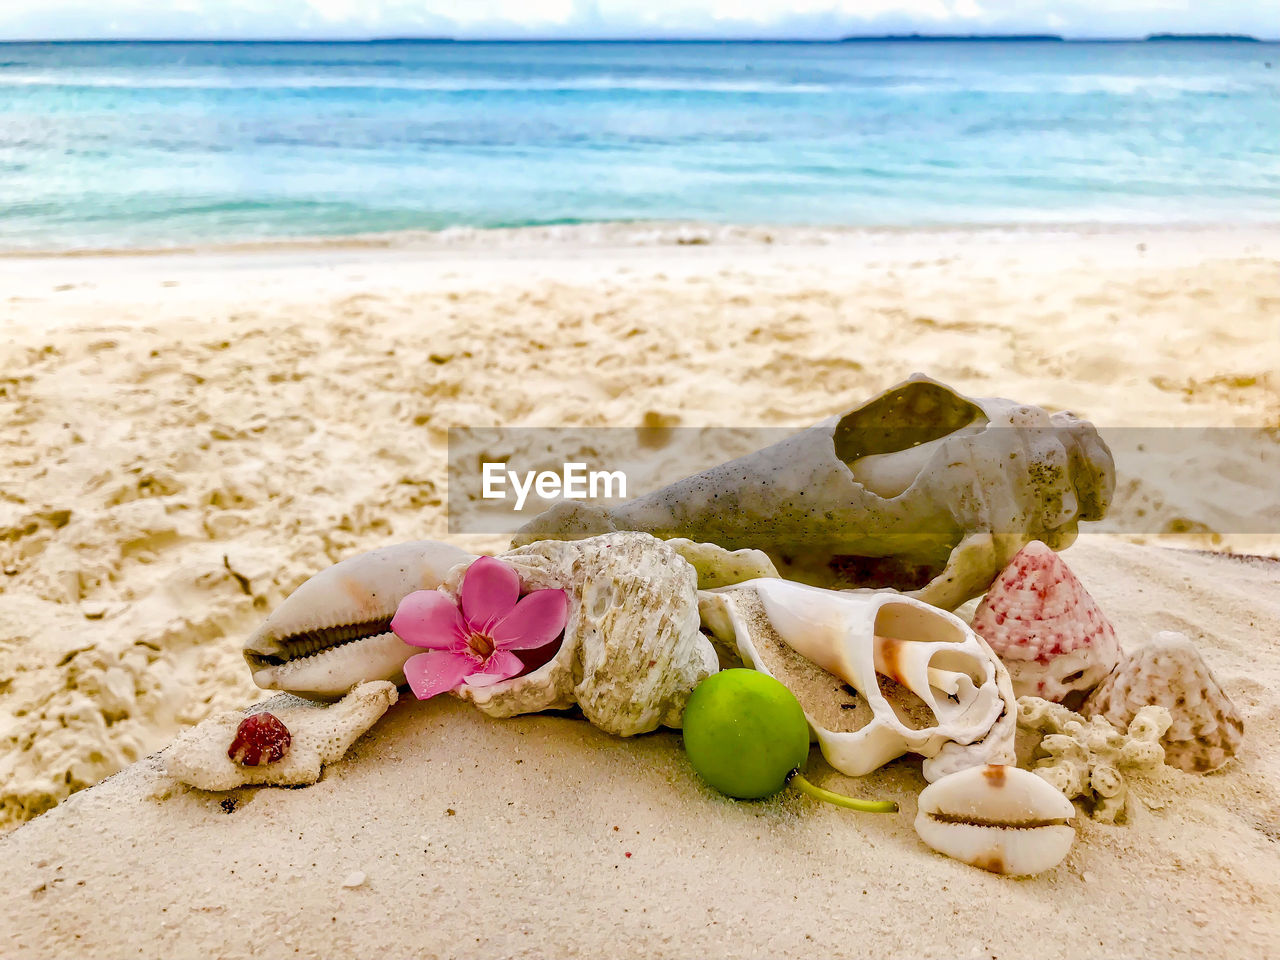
[681,669,810,800]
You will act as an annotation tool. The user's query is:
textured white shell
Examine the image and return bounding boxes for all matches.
[166,681,397,791]
[243,540,474,699]
[915,764,1076,876]
[700,578,1016,781]
[1083,631,1244,774]
[445,533,718,737]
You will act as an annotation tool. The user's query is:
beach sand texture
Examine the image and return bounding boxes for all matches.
[2,539,1278,958]
[0,226,1278,955]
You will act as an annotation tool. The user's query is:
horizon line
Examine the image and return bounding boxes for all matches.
[0,33,1276,45]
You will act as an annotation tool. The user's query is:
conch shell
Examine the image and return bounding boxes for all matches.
[514,375,1115,610]
[442,532,718,737]
[699,578,1017,782]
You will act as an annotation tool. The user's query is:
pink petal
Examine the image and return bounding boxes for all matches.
[491,589,569,650]
[462,650,524,687]
[391,590,467,650]
[403,650,479,700]
[461,556,521,632]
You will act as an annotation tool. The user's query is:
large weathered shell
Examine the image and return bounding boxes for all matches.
[514,375,1114,610]
[699,578,1016,781]
[442,533,718,737]
[1083,631,1243,774]
[971,540,1121,702]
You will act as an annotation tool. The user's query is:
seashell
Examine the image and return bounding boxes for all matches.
[970,540,1121,702]
[1083,631,1243,774]
[444,532,718,737]
[915,764,1076,876]
[243,540,474,699]
[166,681,397,790]
[699,578,1016,781]
[1018,696,1171,823]
[924,659,1019,784]
[227,712,291,766]
[665,538,781,588]
[514,374,1115,610]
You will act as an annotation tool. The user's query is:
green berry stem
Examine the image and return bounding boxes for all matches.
[787,770,899,814]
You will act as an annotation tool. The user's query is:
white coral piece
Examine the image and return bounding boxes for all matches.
[1083,631,1244,774]
[1017,695,1171,823]
[446,533,718,737]
[166,681,397,791]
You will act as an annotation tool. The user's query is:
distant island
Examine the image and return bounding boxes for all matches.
[838,33,1266,44]
[1144,34,1261,42]
[840,34,1064,43]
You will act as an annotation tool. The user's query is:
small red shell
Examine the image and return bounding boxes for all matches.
[228,712,291,766]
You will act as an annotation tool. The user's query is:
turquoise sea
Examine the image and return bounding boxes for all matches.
[1,40,1277,251]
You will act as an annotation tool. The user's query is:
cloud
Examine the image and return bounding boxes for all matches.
[0,0,1276,41]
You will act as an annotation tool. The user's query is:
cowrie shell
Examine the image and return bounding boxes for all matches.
[915,764,1076,876]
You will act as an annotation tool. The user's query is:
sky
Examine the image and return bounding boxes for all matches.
[0,0,1276,42]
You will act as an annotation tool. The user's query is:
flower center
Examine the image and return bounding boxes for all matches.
[466,630,496,661]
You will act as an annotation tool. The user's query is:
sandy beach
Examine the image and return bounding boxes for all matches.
[2,224,1279,957]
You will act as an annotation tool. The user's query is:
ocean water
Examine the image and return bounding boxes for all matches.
[0,40,1278,251]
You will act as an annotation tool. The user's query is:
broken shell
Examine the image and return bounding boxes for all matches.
[665,538,781,589]
[1083,631,1243,774]
[700,578,1016,781]
[243,540,474,699]
[971,541,1121,702]
[227,712,291,766]
[515,375,1115,610]
[915,764,1076,876]
[448,532,719,737]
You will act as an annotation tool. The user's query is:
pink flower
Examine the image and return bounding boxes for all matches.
[391,556,568,701]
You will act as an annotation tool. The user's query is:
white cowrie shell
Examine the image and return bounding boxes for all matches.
[915,764,1076,876]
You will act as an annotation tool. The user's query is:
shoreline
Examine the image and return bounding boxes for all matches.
[4,218,1280,261]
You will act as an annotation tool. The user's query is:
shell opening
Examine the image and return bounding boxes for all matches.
[871,603,991,730]
[873,602,968,647]
[926,812,1072,829]
[249,616,395,667]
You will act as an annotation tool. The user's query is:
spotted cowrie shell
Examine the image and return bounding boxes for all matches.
[914,764,1076,876]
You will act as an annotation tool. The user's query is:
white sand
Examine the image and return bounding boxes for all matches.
[1,224,1278,956]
